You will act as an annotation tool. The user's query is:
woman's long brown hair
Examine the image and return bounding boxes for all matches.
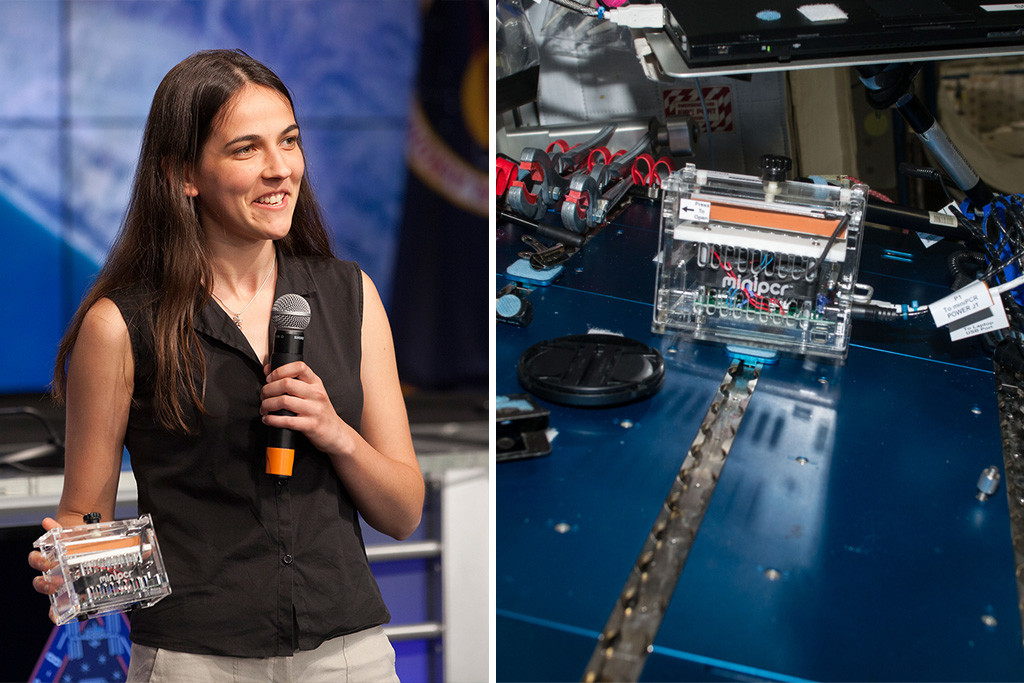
[52,49,334,433]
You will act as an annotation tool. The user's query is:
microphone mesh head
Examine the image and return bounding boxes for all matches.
[271,294,311,330]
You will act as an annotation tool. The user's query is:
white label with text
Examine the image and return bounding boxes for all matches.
[930,280,994,327]
[678,199,711,223]
[949,294,1009,340]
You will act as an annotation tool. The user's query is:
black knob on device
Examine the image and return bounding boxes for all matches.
[760,154,792,182]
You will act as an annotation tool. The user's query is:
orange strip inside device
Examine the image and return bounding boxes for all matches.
[66,537,141,556]
[709,204,844,238]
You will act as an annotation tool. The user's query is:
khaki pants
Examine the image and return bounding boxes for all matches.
[126,626,399,682]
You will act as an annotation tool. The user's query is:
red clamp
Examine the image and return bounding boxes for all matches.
[631,154,674,188]
[546,139,570,155]
[496,155,519,200]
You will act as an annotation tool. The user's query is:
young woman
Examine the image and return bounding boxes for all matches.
[28,49,422,681]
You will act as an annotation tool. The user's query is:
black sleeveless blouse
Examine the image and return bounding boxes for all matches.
[109,255,390,656]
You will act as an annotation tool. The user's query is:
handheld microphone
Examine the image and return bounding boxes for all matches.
[266,293,311,478]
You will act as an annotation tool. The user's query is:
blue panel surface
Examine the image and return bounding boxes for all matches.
[0,193,66,392]
[361,516,440,682]
[301,128,411,288]
[372,558,435,625]
[393,638,437,683]
[68,0,420,121]
[361,518,436,627]
[496,202,1024,681]
[0,1,59,119]
[68,125,144,268]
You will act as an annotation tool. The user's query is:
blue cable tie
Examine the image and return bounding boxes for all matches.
[597,6,605,19]
[960,199,974,220]
[901,304,908,320]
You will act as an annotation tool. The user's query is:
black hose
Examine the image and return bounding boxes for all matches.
[947,250,987,290]
[865,200,973,241]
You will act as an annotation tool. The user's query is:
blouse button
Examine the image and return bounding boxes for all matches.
[282,554,294,566]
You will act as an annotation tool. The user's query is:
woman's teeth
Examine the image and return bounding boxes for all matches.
[255,193,285,206]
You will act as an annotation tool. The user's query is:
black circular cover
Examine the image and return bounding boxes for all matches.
[518,334,665,407]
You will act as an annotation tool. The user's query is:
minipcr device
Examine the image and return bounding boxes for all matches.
[653,163,867,360]
[34,514,171,625]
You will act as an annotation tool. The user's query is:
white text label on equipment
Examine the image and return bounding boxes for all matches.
[678,199,711,223]
[930,280,994,327]
[949,295,1010,340]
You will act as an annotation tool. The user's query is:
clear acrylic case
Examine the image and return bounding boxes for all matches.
[652,163,867,360]
[34,514,171,625]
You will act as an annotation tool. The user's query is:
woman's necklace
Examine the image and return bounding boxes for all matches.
[211,256,276,329]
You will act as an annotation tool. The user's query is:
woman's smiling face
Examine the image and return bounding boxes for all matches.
[186,83,305,246]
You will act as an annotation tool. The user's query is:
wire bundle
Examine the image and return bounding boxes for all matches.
[949,194,1024,365]
[955,195,1024,304]
[711,250,791,316]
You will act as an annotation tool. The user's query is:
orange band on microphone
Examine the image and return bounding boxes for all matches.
[266,447,294,477]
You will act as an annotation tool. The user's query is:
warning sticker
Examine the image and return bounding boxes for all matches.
[662,86,734,133]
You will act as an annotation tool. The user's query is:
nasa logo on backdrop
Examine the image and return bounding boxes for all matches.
[404,0,488,218]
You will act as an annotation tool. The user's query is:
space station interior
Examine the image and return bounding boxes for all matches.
[496,1,1024,681]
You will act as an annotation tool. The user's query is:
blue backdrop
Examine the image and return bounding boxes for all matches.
[1,0,422,392]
